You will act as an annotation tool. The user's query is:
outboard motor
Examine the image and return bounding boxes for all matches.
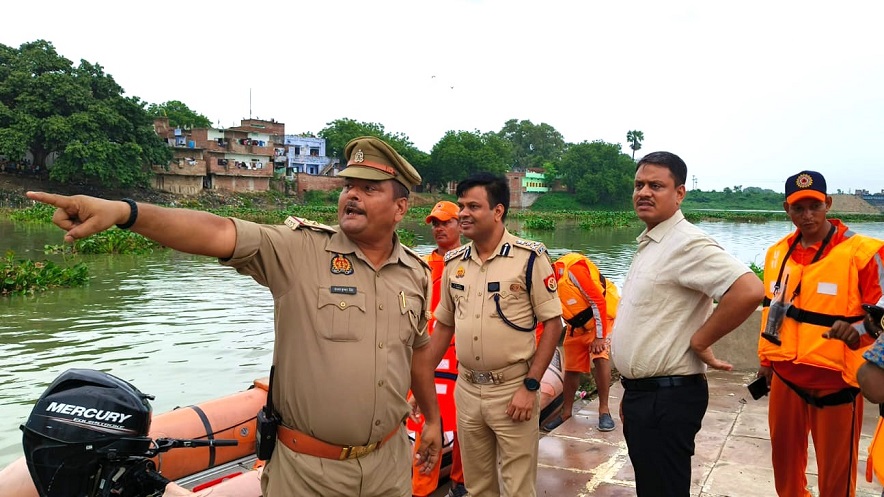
[21,368,159,497]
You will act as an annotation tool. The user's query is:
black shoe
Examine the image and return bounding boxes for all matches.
[542,415,566,432]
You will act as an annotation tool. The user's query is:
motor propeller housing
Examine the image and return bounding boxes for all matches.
[21,369,153,497]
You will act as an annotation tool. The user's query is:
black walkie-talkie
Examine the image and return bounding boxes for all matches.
[256,365,279,461]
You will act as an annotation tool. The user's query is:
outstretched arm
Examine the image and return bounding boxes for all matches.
[26,192,237,259]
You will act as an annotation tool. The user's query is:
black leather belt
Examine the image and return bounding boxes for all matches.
[621,374,707,391]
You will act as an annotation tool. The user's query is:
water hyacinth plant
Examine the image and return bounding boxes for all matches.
[2,251,88,296]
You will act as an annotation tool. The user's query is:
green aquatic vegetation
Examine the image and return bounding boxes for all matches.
[577,211,636,229]
[523,216,556,230]
[749,261,764,281]
[2,251,89,296]
[9,203,55,223]
[44,228,161,255]
[397,228,417,247]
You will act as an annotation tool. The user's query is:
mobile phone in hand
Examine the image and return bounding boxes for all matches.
[747,376,770,400]
[862,304,884,324]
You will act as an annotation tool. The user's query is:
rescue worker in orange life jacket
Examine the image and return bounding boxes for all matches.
[758,170,884,497]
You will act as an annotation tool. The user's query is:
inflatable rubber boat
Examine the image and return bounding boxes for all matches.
[0,349,564,497]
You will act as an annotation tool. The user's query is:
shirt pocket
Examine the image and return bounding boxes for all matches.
[491,280,528,317]
[317,288,367,341]
[399,295,423,345]
[622,272,657,307]
[450,283,469,320]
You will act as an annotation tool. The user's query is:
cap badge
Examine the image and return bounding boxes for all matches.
[354,149,364,163]
[796,173,813,189]
[330,254,354,275]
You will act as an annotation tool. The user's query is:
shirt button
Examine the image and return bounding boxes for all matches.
[480,268,486,273]
[379,304,384,310]
[475,314,480,318]
[475,356,480,361]
[339,302,346,309]
[378,380,385,387]
[474,336,479,341]
[378,342,384,349]
[478,292,482,296]
[375,420,381,426]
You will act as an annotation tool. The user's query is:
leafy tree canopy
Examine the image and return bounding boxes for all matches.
[497,119,565,171]
[318,117,428,185]
[0,40,170,188]
[558,140,635,208]
[147,100,212,129]
[426,130,512,192]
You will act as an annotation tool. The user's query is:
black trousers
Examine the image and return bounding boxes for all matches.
[622,381,709,497]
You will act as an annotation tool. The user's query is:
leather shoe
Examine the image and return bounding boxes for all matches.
[542,415,567,432]
[598,412,616,432]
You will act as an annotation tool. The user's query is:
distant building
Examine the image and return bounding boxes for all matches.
[281,135,338,178]
[152,117,282,194]
[522,170,550,193]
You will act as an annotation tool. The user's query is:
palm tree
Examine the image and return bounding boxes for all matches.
[626,130,644,160]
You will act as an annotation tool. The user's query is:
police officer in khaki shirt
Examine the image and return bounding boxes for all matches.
[26,136,442,497]
[429,172,563,497]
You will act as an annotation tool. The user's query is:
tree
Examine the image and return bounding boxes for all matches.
[0,40,171,187]
[497,119,565,171]
[147,100,212,129]
[557,140,635,208]
[626,130,644,160]
[318,118,428,185]
[426,130,511,192]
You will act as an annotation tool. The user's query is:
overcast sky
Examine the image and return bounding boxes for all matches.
[4,1,884,193]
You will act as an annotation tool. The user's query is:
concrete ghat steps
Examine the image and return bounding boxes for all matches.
[537,370,883,497]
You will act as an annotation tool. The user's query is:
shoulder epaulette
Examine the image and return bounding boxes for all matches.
[444,244,471,263]
[402,245,431,270]
[513,238,547,255]
[283,216,336,233]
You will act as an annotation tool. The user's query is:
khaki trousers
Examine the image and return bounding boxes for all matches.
[455,375,540,497]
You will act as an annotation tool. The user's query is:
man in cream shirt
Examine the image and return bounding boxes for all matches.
[611,151,763,497]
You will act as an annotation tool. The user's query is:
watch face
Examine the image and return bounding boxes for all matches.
[524,378,540,391]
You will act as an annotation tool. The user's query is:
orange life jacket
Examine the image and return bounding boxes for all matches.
[553,253,619,338]
[407,250,458,434]
[758,231,883,386]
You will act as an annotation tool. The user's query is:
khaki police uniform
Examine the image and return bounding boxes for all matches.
[434,230,562,497]
[221,136,431,497]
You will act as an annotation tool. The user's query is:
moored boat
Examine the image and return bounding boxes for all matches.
[0,349,564,497]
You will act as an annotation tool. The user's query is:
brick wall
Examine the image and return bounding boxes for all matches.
[154,175,203,195]
[212,176,271,192]
[296,173,344,193]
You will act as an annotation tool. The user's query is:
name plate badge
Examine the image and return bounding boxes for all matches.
[331,286,357,295]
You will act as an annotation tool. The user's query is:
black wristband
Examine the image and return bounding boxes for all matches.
[116,198,138,230]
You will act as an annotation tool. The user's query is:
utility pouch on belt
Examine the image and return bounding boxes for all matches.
[256,366,279,461]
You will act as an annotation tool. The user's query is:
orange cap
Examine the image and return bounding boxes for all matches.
[425,201,459,224]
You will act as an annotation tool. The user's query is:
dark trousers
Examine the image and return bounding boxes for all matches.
[622,381,709,497]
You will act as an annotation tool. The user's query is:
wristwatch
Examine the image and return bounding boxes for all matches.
[523,377,540,392]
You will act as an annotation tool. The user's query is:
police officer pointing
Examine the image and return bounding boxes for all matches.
[26,136,442,497]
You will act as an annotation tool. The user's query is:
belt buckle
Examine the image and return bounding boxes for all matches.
[473,371,495,384]
[341,441,378,460]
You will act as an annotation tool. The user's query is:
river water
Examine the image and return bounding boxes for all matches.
[2,215,884,466]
